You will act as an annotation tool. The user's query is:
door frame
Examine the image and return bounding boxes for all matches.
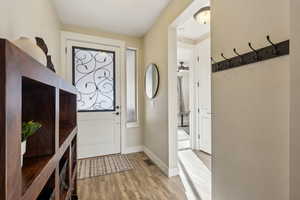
[61,31,127,154]
[168,0,210,176]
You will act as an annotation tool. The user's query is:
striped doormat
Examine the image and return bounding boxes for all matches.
[77,154,135,179]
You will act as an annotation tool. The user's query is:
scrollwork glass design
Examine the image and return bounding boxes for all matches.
[72,47,115,112]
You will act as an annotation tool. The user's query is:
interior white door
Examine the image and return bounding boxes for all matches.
[66,40,121,159]
[195,38,212,154]
[199,108,212,154]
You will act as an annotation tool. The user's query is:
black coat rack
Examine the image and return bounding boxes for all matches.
[211,36,289,73]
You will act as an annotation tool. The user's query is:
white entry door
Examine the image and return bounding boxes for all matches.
[66,40,121,159]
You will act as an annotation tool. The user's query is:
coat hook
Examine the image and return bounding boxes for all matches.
[211,57,219,71]
[211,57,216,64]
[221,53,231,67]
[266,35,278,55]
[221,53,229,61]
[248,42,259,61]
[233,48,243,64]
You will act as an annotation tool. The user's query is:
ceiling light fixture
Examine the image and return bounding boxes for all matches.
[194,6,211,25]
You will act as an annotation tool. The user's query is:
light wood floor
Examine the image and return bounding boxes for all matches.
[77,152,187,200]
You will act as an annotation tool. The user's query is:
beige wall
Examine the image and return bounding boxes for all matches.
[211,0,289,200]
[0,0,61,72]
[290,0,300,199]
[143,0,192,165]
[62,25,144,149]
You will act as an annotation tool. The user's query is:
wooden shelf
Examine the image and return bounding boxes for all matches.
[60,126,76,147]
[63,187,73,200]
[59,127,77,159]
[36,171,55,200]
[72,164,77,181]
[65,166,78,200]
[0,39,78,200]
[59,148,70,200]
[71,139,77,178]
[59,90,77,148]
[22,155,53,194]
[61,190,68,200]
[22,77,56,158]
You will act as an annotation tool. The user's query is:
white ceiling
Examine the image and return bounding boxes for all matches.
[53,0,171,37]
[177,17,210,41]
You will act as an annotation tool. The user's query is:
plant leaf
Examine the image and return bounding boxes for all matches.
[21,121,42,142]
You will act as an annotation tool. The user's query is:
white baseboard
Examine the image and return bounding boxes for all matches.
[123,146,179,177]
[168,167,179,177]
[143,146,179,177]
[123,146,144,154]
[143,146,169,176]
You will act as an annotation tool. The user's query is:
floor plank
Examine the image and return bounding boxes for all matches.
[77,152,187,200]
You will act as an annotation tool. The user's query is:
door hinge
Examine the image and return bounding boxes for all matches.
[198,134,200,139]
[197,82,200,87]
[65,47,67,54]
[198,108,200,113]
[197,57,200,62]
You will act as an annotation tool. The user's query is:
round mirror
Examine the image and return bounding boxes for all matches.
[145,63,159,99]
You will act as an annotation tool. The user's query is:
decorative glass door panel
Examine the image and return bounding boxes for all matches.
[67,39,121,158]
[72,47,116,112]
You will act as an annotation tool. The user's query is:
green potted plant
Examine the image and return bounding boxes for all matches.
[21,121,42,166]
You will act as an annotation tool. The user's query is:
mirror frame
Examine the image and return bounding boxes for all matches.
[145,63,160,99]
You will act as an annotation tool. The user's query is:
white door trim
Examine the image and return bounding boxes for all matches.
[168,0,210,176]
[61,31,127,154]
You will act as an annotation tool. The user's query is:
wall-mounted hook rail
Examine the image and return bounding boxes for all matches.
[212,37,289,73]
[233,48,243,64]
[266,35,278,55]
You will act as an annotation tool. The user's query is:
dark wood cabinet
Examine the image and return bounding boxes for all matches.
[0,39,78,200]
